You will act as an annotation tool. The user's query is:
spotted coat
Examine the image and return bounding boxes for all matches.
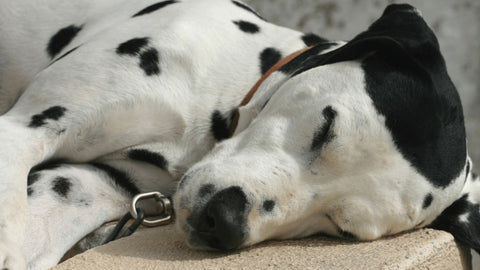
[0,1,477,269]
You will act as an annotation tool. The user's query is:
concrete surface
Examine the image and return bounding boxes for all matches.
[54,225,469,270]
[247,0,480,167]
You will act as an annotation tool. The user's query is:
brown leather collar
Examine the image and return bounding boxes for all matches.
[229,45,314,136]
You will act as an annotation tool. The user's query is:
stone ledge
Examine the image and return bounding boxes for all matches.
[54,225,469,269]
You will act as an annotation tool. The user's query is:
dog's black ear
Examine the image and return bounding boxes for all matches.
[293,4,442,76]
[296,4,467,189]
[429,167,480,252]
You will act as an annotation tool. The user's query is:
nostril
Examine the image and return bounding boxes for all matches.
[205,213,215,229]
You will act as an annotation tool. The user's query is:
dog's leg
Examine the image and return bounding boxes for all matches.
[0,64,185,267]
[23,163,131,270]
[23,156,177,269]
[0,114,67,269]
[429,157,480,258]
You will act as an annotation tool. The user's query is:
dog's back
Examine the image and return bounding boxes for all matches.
[0,0,309,115]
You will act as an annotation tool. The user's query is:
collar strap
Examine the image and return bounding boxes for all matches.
[239,46,314,106]
[230,45,314,136]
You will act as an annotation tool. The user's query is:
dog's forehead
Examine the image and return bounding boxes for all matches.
[255,43,465,189]
[225,60,406,182]
[258,61,372,135]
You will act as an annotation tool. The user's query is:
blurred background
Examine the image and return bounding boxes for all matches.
[248,0,480,167]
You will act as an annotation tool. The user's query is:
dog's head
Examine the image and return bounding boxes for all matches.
[174,4,476,251]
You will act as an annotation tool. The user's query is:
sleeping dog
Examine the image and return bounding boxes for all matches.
[0,0,477,269]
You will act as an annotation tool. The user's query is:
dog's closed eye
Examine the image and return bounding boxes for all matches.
[310,106,337,152]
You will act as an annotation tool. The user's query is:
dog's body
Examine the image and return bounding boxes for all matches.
[1,0,340,267]
[0,0,478,269]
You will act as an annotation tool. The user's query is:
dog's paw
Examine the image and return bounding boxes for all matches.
[0,242,25,270]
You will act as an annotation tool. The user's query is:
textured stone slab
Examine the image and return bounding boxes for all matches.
[54,225,468,270]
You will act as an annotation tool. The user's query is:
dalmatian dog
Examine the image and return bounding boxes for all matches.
[0,0,478,269]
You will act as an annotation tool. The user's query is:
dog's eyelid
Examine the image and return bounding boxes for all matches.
[310,106,337,152]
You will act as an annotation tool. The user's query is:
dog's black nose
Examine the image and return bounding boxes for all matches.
[195,186,248,250]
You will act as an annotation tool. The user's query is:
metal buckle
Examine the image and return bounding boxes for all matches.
[130,191,173,227]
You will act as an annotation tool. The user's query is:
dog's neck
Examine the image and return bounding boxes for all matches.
[165,35,311,178]
[229,46,315,136]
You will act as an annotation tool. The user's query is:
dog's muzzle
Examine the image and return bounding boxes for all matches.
[187,186,249,250]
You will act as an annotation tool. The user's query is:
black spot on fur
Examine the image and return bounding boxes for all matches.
[52,177,72,197]
[43,106,66,119]
[233,20,260,34]
[29,115,46,127]
[27,173,40,186]
[262,200,275,212]
[211,110,236,141]
[128,149,168,170]
[27,187,34,196]
[30,159,67,174]
[311,106,336,152]
[199,184,215,198]
[259,48,282,75]
[90,163,140,197]
[117,38,161,76]
[473,172,479,181]
[116,37,149,56]
[301,33,328,47]
[29,106,67,128]
[231,0,264,20]
[423,193,433,209]
[133,0,177,17]
[139,48,160,76]
[429,194,480,252]
[47,25,82,59]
